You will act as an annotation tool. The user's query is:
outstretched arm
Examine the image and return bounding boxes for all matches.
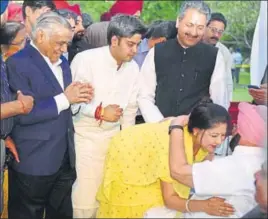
[169,116,194,187]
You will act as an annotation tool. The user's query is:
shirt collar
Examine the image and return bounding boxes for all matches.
[105,46,126,69]
[138,38,150,53]
[30,41,62,67]
[233,145,264,157]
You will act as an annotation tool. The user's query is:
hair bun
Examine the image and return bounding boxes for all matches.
[199,96,213,105]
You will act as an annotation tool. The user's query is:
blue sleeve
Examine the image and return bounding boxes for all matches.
[6,57,59,125]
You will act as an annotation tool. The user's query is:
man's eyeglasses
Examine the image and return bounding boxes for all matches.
[208,26,224,35]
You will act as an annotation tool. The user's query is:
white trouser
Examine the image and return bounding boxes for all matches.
[144,206,177,218]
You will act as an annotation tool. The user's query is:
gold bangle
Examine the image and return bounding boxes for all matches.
[186,199,192,213]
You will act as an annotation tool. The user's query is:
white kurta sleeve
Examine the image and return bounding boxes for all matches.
[70,52,99,118]
[209,51,230,110]
[138,48,164,122]
[226,50,234,102]
[121,69,141,129]
[192,157,239,196]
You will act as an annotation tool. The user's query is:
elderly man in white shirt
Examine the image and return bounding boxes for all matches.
[70,14,146,218]
[203,12,233,103]
[138,1,229,124]
[202,12,234,156]
[156,102,267,218]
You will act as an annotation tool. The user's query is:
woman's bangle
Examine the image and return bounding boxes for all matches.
[186,199,192,213]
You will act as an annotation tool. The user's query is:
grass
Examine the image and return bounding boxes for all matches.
[232,71,253,102]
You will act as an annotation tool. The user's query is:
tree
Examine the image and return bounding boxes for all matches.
[207,1,260,50]
[69,0,114,22]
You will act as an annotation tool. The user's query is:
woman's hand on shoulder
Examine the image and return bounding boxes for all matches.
[170,115,189,127]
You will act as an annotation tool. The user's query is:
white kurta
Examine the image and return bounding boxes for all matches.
[70,46,140,218]
[144,146,264,218]
[216,42,233,102]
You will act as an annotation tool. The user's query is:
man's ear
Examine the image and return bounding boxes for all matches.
[176,17,180,28]
[193,127,200,136]
[111,35,119,47]
[36,29,46,44]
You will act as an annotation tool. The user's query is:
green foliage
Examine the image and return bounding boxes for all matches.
[69,0,114,22]
[140,1,182,24]
[206,1,260,50]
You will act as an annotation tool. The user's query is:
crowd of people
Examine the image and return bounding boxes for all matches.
[0,0,267,219]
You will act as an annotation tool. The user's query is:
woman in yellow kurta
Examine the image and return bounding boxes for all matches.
[96,103,232,218]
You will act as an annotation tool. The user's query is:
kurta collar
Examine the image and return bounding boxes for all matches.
[104,46,122,68]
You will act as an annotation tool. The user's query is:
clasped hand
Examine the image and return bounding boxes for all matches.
[64,82,94,104]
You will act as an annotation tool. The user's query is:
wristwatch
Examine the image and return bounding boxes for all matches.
[168,125,184,135]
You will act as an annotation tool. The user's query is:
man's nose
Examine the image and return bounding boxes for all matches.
[190,27,198,36]
[214,32,221,38]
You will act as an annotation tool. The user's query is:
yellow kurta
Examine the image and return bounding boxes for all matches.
[96,121,208,218]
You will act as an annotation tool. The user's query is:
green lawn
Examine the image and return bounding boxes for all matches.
[232,71,253,102]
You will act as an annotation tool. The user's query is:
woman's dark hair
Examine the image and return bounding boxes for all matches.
[188,102,231,135]
[1,21,25,45]
[107,14,147,45]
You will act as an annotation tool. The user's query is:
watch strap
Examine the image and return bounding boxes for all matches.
[169,125,184,135]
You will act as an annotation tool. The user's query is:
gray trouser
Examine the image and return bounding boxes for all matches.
[0,140,5,215]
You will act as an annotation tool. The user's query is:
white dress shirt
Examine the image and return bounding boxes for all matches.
[191,146,265,218]
[216,42,233,102]
[30,42,70,114]
[138,46,229,123]
[71,46,141,130]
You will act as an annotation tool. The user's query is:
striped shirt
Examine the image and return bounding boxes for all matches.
[0,56,14,138]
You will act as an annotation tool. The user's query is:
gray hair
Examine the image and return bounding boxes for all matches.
[31,11,72,40]
[178,1,211,23]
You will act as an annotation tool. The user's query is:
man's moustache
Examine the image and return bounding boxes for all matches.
[211,37,219,41]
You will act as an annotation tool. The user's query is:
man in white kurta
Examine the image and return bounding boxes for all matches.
[202,12,234,156]
[70,14,146,218]
[145,102,267,218]
[138,3,229,124]
[203,12,233,103]
[148,103,267,218]
[145,145,264,218]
